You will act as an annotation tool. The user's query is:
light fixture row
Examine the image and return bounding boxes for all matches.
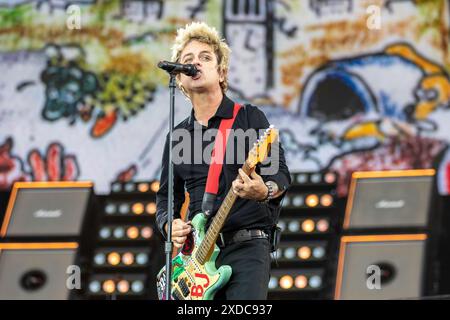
[88,275,146,295]
[278,218,330,234]
[275,242,327,261]
[93,249,150,267]
[98,225,154,241]
[282,193,335,209]
[290,172,337,186]
[104,201,157,216]
[110,180,160,194]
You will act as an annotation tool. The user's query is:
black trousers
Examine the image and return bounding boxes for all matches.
[213,238,271,300]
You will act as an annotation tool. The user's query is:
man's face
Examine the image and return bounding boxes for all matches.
[178,40,224,95]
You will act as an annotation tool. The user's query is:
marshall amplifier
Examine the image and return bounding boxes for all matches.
[335,234,428,300]
[344,170,435,230]
[1,182,94,238]
[0,243,78,299]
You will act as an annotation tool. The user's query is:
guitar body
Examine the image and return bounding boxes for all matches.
[156,212,232,300]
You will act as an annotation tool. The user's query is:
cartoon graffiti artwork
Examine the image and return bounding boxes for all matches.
[0,137,80,189]
[0,138,26,189]
[36,0,97,13]
[0,0,449,195]
[223,0,275,100]
[120,0,164,23]
[294,43,450,196]
[115,164,138,183]
[41,45,99,125]
[309,0,353,17]
[384,0,417,13]
[40,44,157,138]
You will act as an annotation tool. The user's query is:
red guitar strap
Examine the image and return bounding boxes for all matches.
[202,103,242,215]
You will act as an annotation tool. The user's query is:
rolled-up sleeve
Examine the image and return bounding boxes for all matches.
[156,134,186,239]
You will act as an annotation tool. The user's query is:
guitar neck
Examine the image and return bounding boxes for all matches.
[195,162,253,264]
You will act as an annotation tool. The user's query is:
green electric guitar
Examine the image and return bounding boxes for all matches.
[156,126,278,300]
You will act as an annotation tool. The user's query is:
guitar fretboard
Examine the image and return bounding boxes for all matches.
[195,162,252,264]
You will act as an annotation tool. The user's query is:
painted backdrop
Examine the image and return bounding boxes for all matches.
[1,0,449,196]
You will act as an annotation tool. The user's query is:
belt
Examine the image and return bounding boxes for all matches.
[217,229,269,247]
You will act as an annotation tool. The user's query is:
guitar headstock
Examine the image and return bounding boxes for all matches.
[247,125,278,169]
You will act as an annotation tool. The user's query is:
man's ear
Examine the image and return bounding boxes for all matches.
[219,68,226,83]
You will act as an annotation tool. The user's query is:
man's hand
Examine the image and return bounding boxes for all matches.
[165,219,192,248]
[232,168,268,201]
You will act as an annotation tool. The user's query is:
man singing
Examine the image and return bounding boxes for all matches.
[156,21,291,300]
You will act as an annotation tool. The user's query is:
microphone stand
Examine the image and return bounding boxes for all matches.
[164,73,176,300]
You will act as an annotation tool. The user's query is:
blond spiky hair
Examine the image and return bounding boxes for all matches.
[171,21,231,95]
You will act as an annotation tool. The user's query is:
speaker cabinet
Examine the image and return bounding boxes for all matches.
[344,170,435,230]
[0,243,78,300]
[335,234,428,300]
[1,182,93,238]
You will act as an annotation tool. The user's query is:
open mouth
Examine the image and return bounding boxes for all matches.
[192,72,201,80]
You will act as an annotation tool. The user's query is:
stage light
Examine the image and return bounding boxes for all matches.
[117,280,130,293]
[320,194,333,207]
[295,275,308,289]
[288,220,300,232]
[296,174,308,184]
[113,227,125,239]
[94,253,106,265]
[125,183,135,192]
[122,252,134,266]
[306,194,319,207]
[141,226,153,239]
[107,252,121,266]
[282,196,290,207]
[279,275,294,289]
[138,183,149,193]
[136,253,149,265]
[277,220,286,232]
[309,275,322,288]
[150,181,160,193]
[119,203,129,215]
[89,281,101,293]
[284,247,296,260]
[324,172,336,184]
[316,219,329,232]
[313,246,326,259]
[292,195,304,207]
[146,202,156,215]
[112,183,122,193]
[99,227,111,239]
[103,280,116,294]
[298,246,312,260]
[132,202,144,215]
[268,277,278,290]
[105,203,116,215]
[127,227,140,239]
[310,173,322,183]
[131,280,144,293]
[301,219,315,233]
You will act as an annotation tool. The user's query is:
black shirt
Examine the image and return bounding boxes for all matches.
[156,94,291,238]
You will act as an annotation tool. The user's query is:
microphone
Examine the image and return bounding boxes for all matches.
[157,61,198,77]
